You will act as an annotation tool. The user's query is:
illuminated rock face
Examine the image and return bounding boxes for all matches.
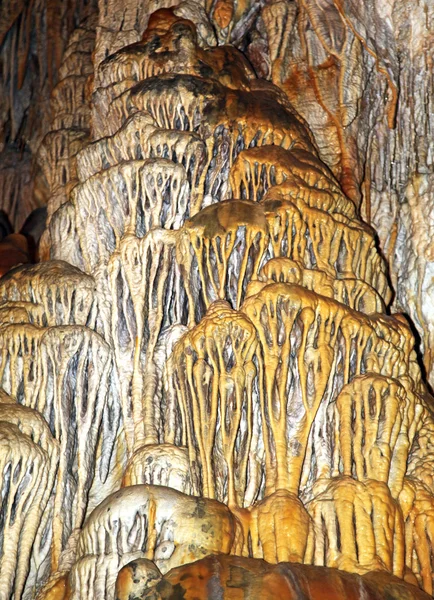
[116,555,432,600]
[0,5,433,600]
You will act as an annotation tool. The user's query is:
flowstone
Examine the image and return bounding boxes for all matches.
[0,5,433,600]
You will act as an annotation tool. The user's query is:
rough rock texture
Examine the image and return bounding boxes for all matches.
[1,0,433,391]
[244,0,434,388]
[0,2,433,600]
[120,554,432,600]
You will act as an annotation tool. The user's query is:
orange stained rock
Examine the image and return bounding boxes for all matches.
[230,145,348,206]
[253,257,382,314]
[241,283,338,495]
[168,301,259,506]
[255,257,333,300]
[241,283,422,495]
[115,558,162,600]
[143,9,193,40]
[178,200,269,312]
[262,175,357,218]
[261,196,391,302]
[248,489,310,563]
[213,0,234,30]
[137,554,432,600]
[333,277,385,314]
[36,574,70,600]
[399,477,434,594]
[258,259,384,314]
[306,476,404,578]
[210,0,255,44]
[333,374,422,496]
[103,9,255,91]
[0,389,15,403]
[408,410,434,495]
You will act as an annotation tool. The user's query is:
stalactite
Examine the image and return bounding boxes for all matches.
[0,301,46,326]
[305,477,404,577]
[261,197,391,304]
[230,146,349,206]
[399,477,434,594]
[168,301,260,506]
[108,229,184,451]
[331,375,421,496]
[0,261,97,327]
[0,422,54,599]
[76,112,157,181]
[0,322,117,571]
[39,326,113,565]
[0,402,59,594]
[178,200,269,313]
[46,203,86,270]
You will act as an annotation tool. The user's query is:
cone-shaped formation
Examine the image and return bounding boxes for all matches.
[1,6,434,600]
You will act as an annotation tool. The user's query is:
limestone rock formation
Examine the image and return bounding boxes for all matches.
[0,2,433,600]
[115,554,433,600]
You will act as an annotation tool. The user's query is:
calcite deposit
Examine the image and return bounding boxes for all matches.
[0,1,433,599]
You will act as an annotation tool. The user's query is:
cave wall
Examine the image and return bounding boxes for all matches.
[1,0,433,384]
[0,1,433,599]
